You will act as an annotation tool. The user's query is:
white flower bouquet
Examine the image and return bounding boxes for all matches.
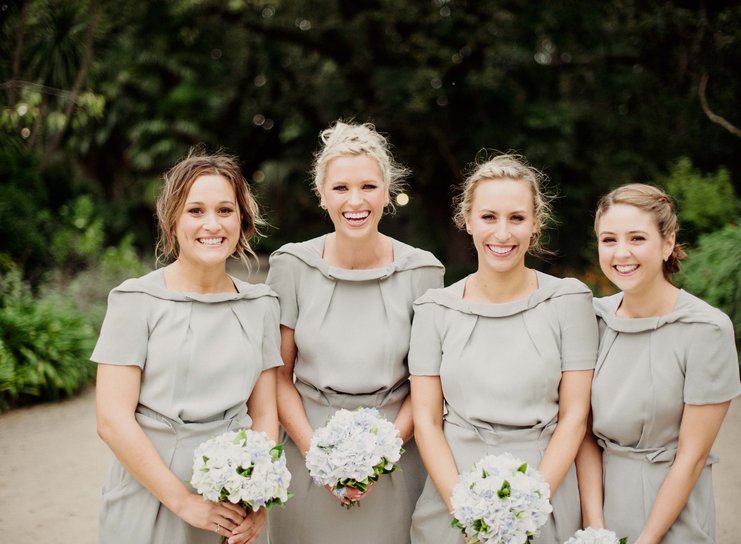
[305,407,403,508]
[564,528,628,544]
[190,429,292,512]
[451,453,552,544]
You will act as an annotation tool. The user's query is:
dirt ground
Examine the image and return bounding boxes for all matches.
[0,387,740,543]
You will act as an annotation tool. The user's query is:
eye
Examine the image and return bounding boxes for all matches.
[600,236,616,244]
[218,206,235,216]
[363,183,378,190]
[631,235,646,242]
[481,213,495,221]
[187,207,203,216]
[510,214,525,222]
[332,184,348,192]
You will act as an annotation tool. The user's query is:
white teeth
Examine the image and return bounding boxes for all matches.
[489,245,515,255]
[343,211,370,220]
[199,238,223,246]
[615,264,638,273]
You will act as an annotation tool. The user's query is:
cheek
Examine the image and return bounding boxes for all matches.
[597,246,613,274]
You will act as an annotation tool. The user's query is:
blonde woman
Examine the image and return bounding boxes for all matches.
[577,184,740,543]
[267,121,444,543]
[93,150,281,544]
[410,154,597,543]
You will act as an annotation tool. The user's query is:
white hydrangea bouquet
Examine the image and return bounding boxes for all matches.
[450,453,552,544]
[190,429,292,512]
[564,528,628,544]
[305,407,403,508]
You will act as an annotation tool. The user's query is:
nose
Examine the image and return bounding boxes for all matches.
[614,240,630,258]
[348,188,363,207]
[203,211,220,231]
[493,222,510,241]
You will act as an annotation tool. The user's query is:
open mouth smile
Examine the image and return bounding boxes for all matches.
[486,244,516,257]
[342,210,370,226]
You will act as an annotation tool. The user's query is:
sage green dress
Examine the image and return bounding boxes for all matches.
[592,290,740,543]
[409,273,599,544]
[90,268,282,544]
[266,235,444,544]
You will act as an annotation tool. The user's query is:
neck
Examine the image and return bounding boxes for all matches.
[165,259,234,293]
[466,265,536,303]
[324,231,392,269]
[618,278,678,318]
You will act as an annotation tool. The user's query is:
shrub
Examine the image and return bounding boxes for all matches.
[0,267,97,411]
[678,224,741,351]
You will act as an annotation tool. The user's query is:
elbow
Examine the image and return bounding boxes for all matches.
[96,415,115,444]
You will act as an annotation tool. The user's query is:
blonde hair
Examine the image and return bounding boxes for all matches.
[155,147,265,269]
[594,183,687,279]
[453,153,554,256]
[312,120,409,206]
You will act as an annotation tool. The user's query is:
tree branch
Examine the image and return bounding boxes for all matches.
[699,72,741,138]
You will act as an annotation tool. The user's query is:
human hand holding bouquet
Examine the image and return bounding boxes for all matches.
[450,453,552,544]
[564,527,628,544]
[191,429,292,541]
[305,407,403,509]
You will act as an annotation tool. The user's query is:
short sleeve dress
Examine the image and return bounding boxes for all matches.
[409,272,599,544]
[592,289,741,543]
[265,235,444,544]
[90,268,282,544]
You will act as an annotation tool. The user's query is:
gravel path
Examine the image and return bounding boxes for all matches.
[0,387,740,543]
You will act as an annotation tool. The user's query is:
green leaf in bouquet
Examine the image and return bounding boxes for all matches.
[517,463,528,473]
[619,538,629,544]
[270,444,284,461]
[498,479,512,499]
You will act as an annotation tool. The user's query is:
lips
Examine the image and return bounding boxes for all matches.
[342,210,370,225]
[614,264,638,274]
[486,244,516,257]
[198,237,225,246]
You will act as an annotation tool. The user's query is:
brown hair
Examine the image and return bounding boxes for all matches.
[594,183,687,280]
[453,153,554,256]
[155,147,265,269]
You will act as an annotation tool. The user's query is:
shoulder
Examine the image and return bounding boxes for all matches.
[414,279,464,307]
[677,290,735,337]
[593,292,622,319]
[536,271,592,298]
[391,238,444,272]
[269,237,325,271]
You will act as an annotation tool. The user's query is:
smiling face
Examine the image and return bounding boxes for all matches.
[319,154,389,237]
[465,178,537,275]
[597,203,675,295]
[174,174,241,269]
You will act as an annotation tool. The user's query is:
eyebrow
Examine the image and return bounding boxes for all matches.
[185,200,235,205]
[477,208,529,214]
[598,230,648,236]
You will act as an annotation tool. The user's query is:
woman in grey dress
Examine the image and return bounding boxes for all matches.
[577,183,740,543]
[409,154,598,544]
[92,150,282,544]
[266,121,444,543]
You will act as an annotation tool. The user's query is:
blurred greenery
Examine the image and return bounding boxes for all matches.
[0,0,739,403]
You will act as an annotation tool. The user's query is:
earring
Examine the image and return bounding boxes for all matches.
[320,202,327,210]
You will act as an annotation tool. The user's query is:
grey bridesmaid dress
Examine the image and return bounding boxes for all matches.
[409,273,599,544]
[266,235,444,544]
[592,290,740,543]
[90,268,282,544]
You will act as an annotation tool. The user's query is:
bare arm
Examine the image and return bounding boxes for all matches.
[247,368,279,442]
[411,375,459,512]
[393,393,415,444]
[275,325,314,455]
[635,401,730,544]
[95,364,246,535]
[538,369,593,495]
[575,419,605,529]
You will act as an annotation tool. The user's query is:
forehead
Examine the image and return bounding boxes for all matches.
[324,154,383,182]
[471,178,534,208]
[598,203,657,230]
[185,174,236,199]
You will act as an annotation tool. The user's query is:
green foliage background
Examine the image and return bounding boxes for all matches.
[0,0,739,405]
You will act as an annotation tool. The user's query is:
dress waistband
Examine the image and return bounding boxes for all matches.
[444,407,556,447]
[599,439,718,466]
[295,379,409,409]
[135,403,250,432]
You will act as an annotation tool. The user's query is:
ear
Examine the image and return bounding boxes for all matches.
[663,231,676,261]
[465,220,472,235]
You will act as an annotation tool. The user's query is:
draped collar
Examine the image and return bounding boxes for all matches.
[272,235,443,282]
[594,289,721,333]
[416,271,591,318]
[112,268,277,303]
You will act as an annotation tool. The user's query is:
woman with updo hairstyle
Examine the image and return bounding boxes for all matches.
[577,183,740,543]
[92,149,281,544]
[266,120,444,543]
[409,153,597,543]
